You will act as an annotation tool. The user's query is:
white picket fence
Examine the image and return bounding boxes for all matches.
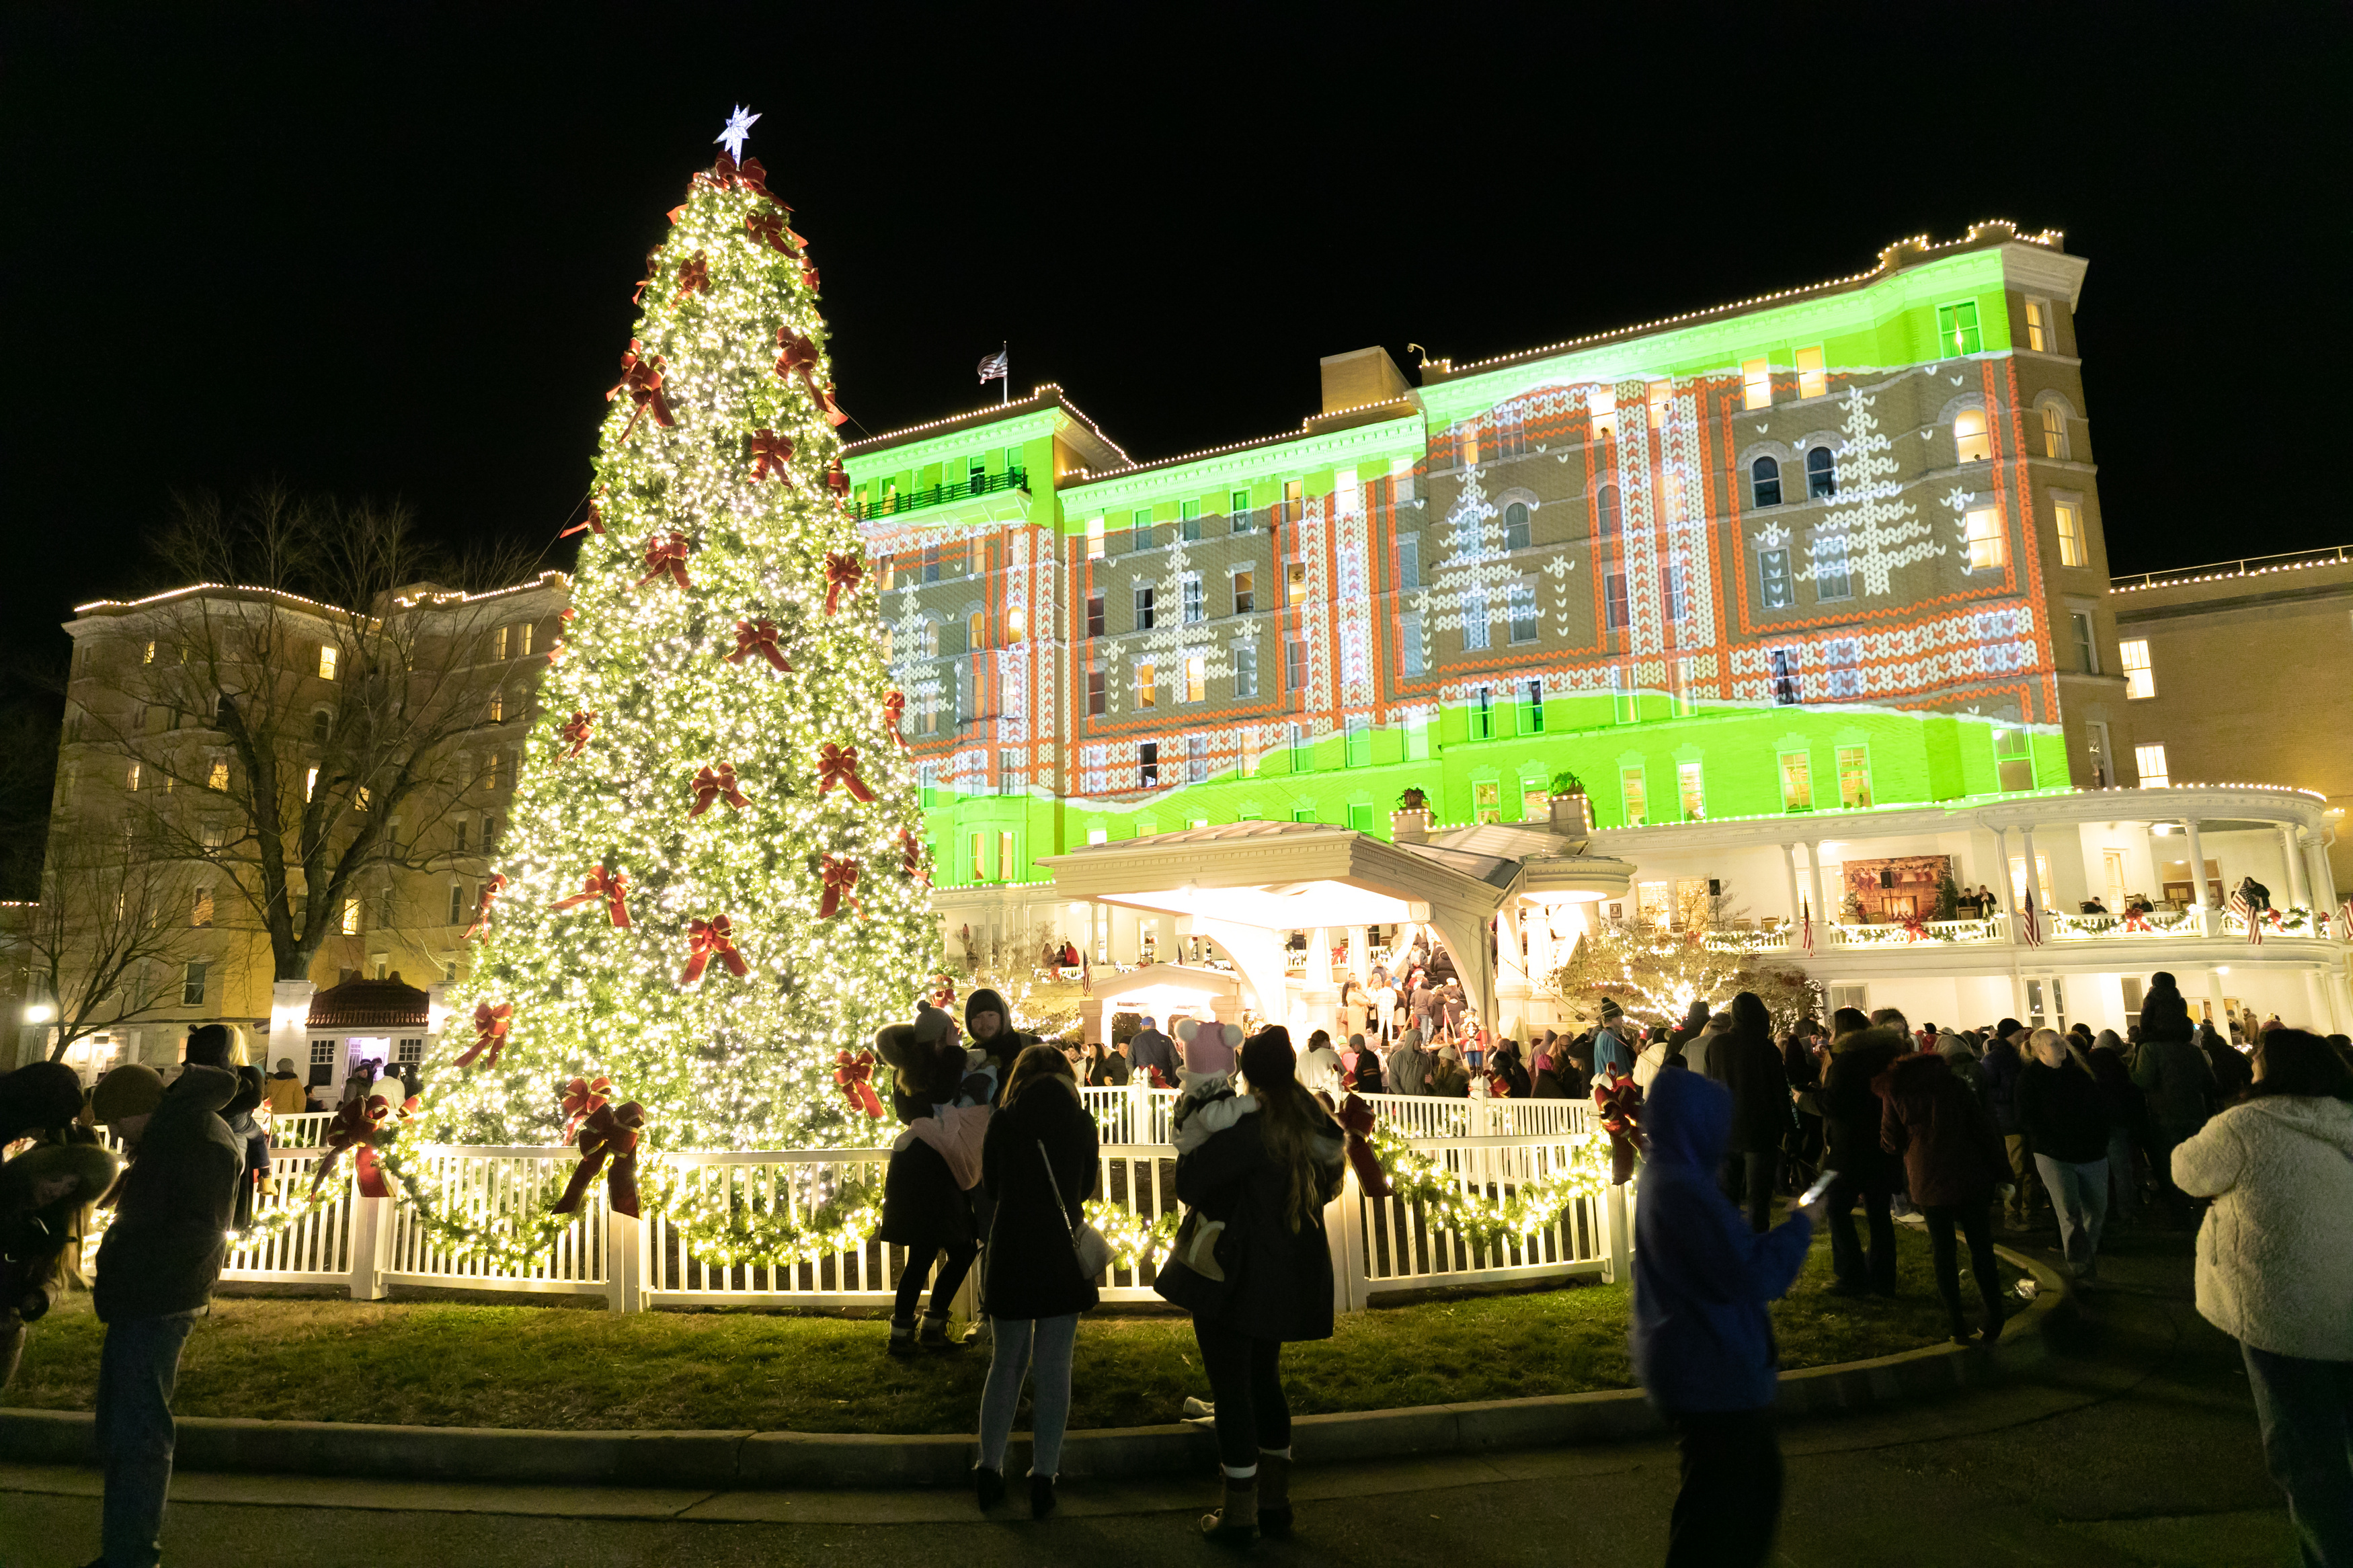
[220,1093,1626,1313]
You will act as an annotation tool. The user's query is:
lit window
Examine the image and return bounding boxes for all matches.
[1086,517,1104,559]
[1457,426,1479,468]
[143,639,157,665]
[969,831,989,879]
[1282,480,1304,522]
[2135,743,2169,788]
[1779,752,1812,811]
[1806,446,1837,498]
[1596,483,1620,538]
[317,645,339,680]
[1936,300,1983,356]
[2120,639,2154,699]
[1509,583,1538,643]
[518,622,534,657]
[126,761,142,792]
[1742,358,1771,411]
[967,610,986,651]
[1087,827,1108,845]
[1474,781,1501,823]
[1796,345,1827,400]
[1184,654,1205,704]
[1677,761,1704,821]
[1285,561,1307,602]
[1504,501,1531,551]
[998,831,1016,878]
[1604,572,1630,629]
[1136,662,1158,708]
[1837,746,1872,808]
[2055,500,2087,567]
[1646,379,1671,430]
[305,766,318,801]
[2024,297,2051,352]
[1232,571,1254,614]
[487,693,503,724]
[1671,657,1697,717]
[1954,408,1992,463]
[342,898,362,935]
[1006,606,1027,643]
[1751,456,1782,508]
[1964,508,2005,571]
[2041,403,2071,460]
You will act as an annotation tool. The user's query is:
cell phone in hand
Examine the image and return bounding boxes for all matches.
[1799,1169,1839,1206]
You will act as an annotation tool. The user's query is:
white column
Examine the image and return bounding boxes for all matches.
[2020,824,2042,917]
[268,979,315,1089]
[2182,817,2210,911]
[1304,927,1332,986]
[1802,841,1827,932]
[1989,825,2016,943]
[1780,843,1803,932]
[2282,827,2310,911]
[1347,925,1369,985]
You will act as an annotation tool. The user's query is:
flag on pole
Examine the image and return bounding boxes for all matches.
[2228,890,2263,946]
[2020,891,2042,948]
[977,345,1008,385]
[1800,900,1814,956]
[2338,899,2352,940]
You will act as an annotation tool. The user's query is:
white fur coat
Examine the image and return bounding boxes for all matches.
[2171,1095,2353,1361]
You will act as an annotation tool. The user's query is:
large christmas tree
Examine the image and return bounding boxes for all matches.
[425,116,939,1163]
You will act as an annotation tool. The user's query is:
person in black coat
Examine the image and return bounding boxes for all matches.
[2016,1030,2114,1282]
[1819,1023,1907,1295]
[875,1008,993,1354]
[965,988,1038,1104]
[1781,1022,1826,1194]
[1159,1029,1345,1543]
[1718,993,1794,1232]
[973,1046,1100,1518]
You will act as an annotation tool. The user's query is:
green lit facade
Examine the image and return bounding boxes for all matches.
[846,223,2124,891]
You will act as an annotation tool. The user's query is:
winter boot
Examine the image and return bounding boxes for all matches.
[1257,1451,1293,1537]
[1201,1472,1257,1542]
[886,1318,918,1356]
[918,1311,963,1352]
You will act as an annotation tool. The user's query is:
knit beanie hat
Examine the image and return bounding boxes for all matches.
[92,1064,165,1122]
[0,1061,87,1143]
[1599,997,1624,1023]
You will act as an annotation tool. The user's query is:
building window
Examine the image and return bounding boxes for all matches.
[1837,745,1872,808]
[1596,483,1620,538]
[967,610,986,651]
[1232,571,1254,614]
[1646,378,1671,429]
[1662,565,1687,623]
[1936,300,1983,356]
[1399,614,1423,676]
[1181,499,1203,541]
[1184,654,1206,704]
[1964,507,2005,571]
[191,886,214,927]
[1469,686,1494,740]
[1780,751,1812,810]
[317,645,338,680]
[1954,408,1992,464]
[1229,489,1253,532]
[1751,456,1782,508]
[1474,781,1501,823]
[1813,534,1852,600]
[2120,638,2154,699]
[2024,297,2052,352]
[1183,576,1204,624]
[968,831,988,879]
[2135,743,2169,788]
[1612,668,1638,725]
[1508,582,1538,643]
[1604,572,1630,629]
[1503,501,1531,551]
[1086,516,1105,559]
[1345,716,1371,768]
[1186,734,1209,782]
[182,961,208,1006]
[1138,742,1160,788]
[1284,638,1307,692]
[1796,345,1827,400]
[1463,591,1490,650]
[1404,709,1430,760]
[1825,636,1862,698]
[518,622,534,657]
[1282,480,1304,524]
[1521,679,1544,735]
[1005,606,1027,643]
[1086,592,1105,637]
[1620,766,1647,827]
[342,898,362,935]
[1087,668,1106,715]
[447,882,464,925]
[1396,536,1421,589]
[1232,645,1258,696]
[1741,357,1771,411]
[1589,388,1617,441]
[1288,722,1310,768]
[481,815,498,852]
[2041,403,2071,460]
[2086,718,2114,786]
[1761,549,1794,610]
[311,709,331,745]
[1132,507,1155,546]
[1806,446,1837,498]
[1284,560,1307,602]
[998,830,1017,878]
[1134,585,1155,630]
[1771,647,1802,706]
[486,692,504,724]
[2071,611,2098,673]
[1136,662,1158,708]
[2055,500,2087,567]
[1671,657,1698,718]
[998,748,1022,796]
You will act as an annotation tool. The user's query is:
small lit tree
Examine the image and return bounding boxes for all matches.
[1547,885,1819,1030]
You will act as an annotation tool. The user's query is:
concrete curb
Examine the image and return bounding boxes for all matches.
[0,1248,2067,1489]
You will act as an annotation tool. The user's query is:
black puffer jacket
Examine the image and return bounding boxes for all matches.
[1721,993,1794,1156]
[94,1064,242,1322]
[980,1079,1101,1319]
[1172,1100,1345,1343]
[1821,1026,1906,1183]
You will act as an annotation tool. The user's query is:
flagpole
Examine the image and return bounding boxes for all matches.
[1000,341,1008,405]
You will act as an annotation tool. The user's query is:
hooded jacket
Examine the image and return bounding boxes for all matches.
[2172,1094,2353,1360]
[1879,1052,2007,1208]
[1720,994,1792,1156]
[1386,1030,1431,1096]
[2132,1025,2215,1136]
[1170,1089,1346,1342]
[964,989,1036,1102]
[0,1062,83,1146]
[93,1063,242,1322]
[1821,1026,1906,1180]
[1630,1071,1814,1413]
[2016,1057,2112,1164]
[1981,1035,2028,1134]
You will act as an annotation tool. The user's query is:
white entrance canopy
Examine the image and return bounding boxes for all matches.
[1078,961,1244,1048]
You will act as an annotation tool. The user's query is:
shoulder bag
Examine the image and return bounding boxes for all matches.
[1037,1141,1113,1279]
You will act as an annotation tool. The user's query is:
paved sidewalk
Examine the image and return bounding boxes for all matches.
[0,1223,2296,1567]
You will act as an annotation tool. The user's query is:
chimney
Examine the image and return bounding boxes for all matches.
[1318,347,1412,417]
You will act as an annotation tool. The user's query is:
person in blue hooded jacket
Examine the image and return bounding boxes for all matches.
[1633,1069,1823,1568]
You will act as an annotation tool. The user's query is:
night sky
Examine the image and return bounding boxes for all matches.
[2,3,2344,689]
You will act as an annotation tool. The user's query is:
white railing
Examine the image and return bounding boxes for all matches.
[1077,1085,1587,1145]
[1343,1133,1614,1305]
[267,1112,334,1149]
[2050,909,2205,940]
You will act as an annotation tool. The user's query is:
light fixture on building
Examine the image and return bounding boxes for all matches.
[22,1003,54,1024]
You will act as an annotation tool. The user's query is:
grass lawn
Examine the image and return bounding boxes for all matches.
[3,1219,2024,1434]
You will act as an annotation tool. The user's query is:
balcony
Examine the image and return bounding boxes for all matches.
[1698,905,2342,954]
[854,468,1028,523]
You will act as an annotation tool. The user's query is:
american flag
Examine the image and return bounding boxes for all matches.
[1800,900,1814,955]
[2020,892,2042,947]
[2340,899,2353,940]
[976,346,1009,385]
[2229,891,2263,946]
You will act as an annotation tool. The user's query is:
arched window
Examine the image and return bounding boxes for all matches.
[1954,408,1991,463]
[1749,456,1782,509]
[2040,403,2071,460]
[1597,483,1620,538]
[311,709,331,744]
[967,610,987,651]
[1806,446,1837,499]
[1503,501,1531,550]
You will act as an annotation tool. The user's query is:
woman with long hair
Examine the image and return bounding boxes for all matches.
[2016,1026,2114,1281]
[973,1044,1101,1518]
[1158,1028,1345,1542]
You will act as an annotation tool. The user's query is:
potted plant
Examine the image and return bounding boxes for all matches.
[1391,785,1432,843]
[1545,770,1591,838]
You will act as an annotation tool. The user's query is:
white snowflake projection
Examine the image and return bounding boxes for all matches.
[1797,384,1946,597]
[1426,465,1542,653]
[887,583,945,737]
[1103,531,1231,720]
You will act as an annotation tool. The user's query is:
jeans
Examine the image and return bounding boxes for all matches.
[2104,1127,2140,1225]
[1665,1407,1784,1567]
[96,1309,201,1568]
[2242,1342,2353,1567]
[1721,1151,1776,1233]
[1919,1202,2004,1337]
[2032,1154,2109,1279]
[892,1240,978,1325]
[977,1314,1078,1476]
[2001,1134,2045,1218]
[1825,1170,1895,1292]
[1194,1319,1289,1471]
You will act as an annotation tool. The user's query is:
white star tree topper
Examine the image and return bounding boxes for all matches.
[716,105,760,162]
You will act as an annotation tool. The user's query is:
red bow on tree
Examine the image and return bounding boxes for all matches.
[310,1095,389,1195]
[881,691,908,749]
[900,827,929,884]
[561,1075,612,1139]
[674,251,709,299]
[818,855,860,919]
[553,1096,647,1219]
[803,261,821,293]
[1148,1065,1174,1090]
[817,743,875,802]
[745,209,793,255]
[559,503,604,538]
[705,151,776,200]
[609,341,674,440]
[560,710,597,760]
[931,977,957,1010]
[547,608,571,666]
[688,762,748,817]
[727,617,789,671]
[461,874,509,941]
[775,327,817,378]
[638,531,694,590]
[834,1050,884,1119]
[822,553,863,614]
[826,459,850,498]
[1334,1094,1394,1198]
[452,1001,512,1069]
[749,429,794,482]
[552,867,633,929]
[680,915,748,985]
[1592,1070,1646,1186]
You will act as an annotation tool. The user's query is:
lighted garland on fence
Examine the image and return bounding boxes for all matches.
[1361,1116,1613,1251]
[637,1157,883,1270]
[227,1169,352,1245]
[374,1138,580,1274]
